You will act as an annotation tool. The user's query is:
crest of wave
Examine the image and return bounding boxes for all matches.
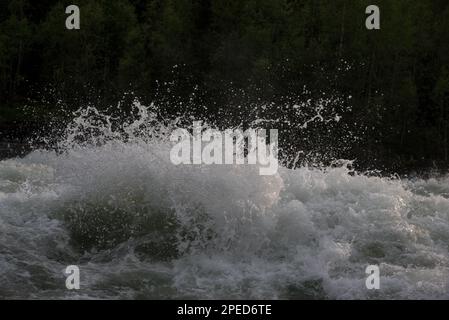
[21,100,285,256]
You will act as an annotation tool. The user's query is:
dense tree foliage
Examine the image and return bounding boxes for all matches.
[1,0,449,172]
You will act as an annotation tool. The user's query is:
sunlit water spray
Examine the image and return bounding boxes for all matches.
[1,101,449,299]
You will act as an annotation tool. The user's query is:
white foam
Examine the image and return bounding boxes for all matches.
[1,102,449,299]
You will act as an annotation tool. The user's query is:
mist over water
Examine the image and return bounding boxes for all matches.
[1,101,449,299]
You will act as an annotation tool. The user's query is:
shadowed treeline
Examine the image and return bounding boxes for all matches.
[1,0,449,172]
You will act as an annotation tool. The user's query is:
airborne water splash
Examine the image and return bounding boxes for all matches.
[1,101,449,299]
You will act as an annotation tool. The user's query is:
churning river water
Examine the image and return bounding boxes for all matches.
[1,103,449,299]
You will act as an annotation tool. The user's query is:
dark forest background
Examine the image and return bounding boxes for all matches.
[1,0,449,173]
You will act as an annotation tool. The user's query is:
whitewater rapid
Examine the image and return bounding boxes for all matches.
[1,104,449,299]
